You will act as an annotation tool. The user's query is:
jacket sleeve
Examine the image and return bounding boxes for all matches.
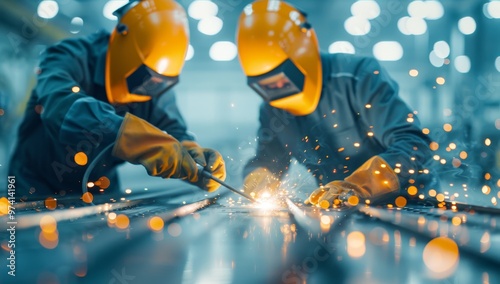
[243,103,291,178]
[36,40,122,149]
[353,57,433,189]
[146,90,195,142]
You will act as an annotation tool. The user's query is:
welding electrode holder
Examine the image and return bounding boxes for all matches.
[195,164,258,203]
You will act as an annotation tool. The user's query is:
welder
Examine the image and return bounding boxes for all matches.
[237,0,438,207]
[9,0,226,202]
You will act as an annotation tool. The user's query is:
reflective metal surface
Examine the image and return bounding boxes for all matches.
[1,186,499,284]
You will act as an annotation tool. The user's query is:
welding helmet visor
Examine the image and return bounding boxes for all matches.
[126,64,179,98]
[247,59,305,102]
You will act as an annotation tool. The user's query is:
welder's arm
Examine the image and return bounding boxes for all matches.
[35,40,123,151]
[354,58,433,190]
[306,156,399,207]
[242,104,291,198]
[112,113,199,182]
[307,58,432,207]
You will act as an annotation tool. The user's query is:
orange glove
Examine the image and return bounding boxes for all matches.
[112,113,198,182]
[305,156,399,208]
[181,141,226,192]
[242,167,281,199]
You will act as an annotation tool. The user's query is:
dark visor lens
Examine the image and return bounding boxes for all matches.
[247,59,305,102]
[126,64,179,97]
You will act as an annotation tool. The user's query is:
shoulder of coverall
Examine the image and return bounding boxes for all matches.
[319,52,387,82]
[40,30,110,86]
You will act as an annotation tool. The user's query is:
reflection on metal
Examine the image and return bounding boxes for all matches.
[286,197,357,235]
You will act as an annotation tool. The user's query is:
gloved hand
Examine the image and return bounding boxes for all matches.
[305,156,399,208]
[181,141,226,192]
[112,113,198,182]
[243,167,281,199]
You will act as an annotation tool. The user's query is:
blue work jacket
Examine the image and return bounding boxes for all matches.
[244,53,437,193]
[9,31,194,200]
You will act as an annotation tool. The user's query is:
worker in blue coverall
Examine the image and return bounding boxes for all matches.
[9,0,226,202]
[237,0,437,208]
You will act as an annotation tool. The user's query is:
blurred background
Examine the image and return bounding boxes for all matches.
[0,0,499,207]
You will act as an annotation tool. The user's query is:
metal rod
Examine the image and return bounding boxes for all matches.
[197,164,258,203]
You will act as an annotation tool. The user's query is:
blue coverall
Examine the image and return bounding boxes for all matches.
[9,31,194,201]
[244,53,438,194]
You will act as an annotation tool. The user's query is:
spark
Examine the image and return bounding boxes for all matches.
[407,186,418,196]
[148,216,164,232]
[430,142,439,151]
[115,214,130,229]
[82,192,93,204]
[436,77,446,85]
[482,185,491,195]
[45,197,57,210]
[443,123,453,132]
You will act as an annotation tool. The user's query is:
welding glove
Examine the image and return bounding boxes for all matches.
[305,156,399,208]
[112,113,199,182]
[243,167,281,199]
[181,141,226,192]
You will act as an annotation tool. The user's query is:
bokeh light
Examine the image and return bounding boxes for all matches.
[344,16,371,35]
[38,0,59,19]
[149,216,165,232]
[458,16,476,35]
[423,237,459,278]
[328,41,355,54]
[347,231,366,258]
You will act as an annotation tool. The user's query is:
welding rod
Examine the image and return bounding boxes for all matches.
[196,164,258,203]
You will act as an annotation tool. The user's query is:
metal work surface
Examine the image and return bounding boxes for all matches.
[1,185,500,284]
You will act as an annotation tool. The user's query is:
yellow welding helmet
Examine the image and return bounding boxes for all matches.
[236,0,322,116]
[106,0,189,104]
